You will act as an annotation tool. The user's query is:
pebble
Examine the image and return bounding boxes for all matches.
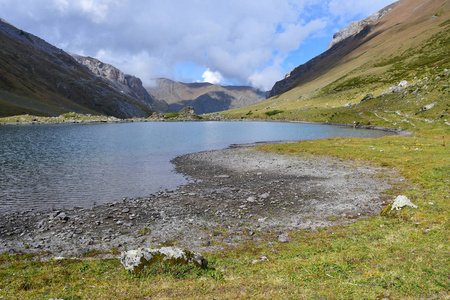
[277,233,290,243]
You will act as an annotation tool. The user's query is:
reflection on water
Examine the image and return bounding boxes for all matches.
[0,121,393,213]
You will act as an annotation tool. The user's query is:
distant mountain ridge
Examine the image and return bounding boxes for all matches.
[70,55,172,113]
[147,78,265,114]
[0,18,168,118]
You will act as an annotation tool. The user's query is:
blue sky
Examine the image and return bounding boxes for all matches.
[0,0,395,90]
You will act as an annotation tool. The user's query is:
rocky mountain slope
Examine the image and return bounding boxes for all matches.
[266,0,405,99]
[0,19,163,118]
[147,78,265,114]
[327,1,404,50]
[229,0,448,132]
[70,55,171,113]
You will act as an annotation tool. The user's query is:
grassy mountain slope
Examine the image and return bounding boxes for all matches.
[222,0,449,134]
[147,78,265,114]
[0,19,155,118]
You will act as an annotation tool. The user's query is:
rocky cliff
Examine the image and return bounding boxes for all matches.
[328,1,403,49]
[71,55,172,113]
[266,1,404,98]
[147,78,265,114]
[0,19,160,118]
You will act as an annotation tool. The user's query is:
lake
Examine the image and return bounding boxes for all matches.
[0,121,394,213]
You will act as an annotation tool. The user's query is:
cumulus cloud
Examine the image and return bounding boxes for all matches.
[0,0,394,90]
[248,66,284,92]
[201,69,223,85]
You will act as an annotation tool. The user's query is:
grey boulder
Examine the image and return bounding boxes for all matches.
[120,247,208,273]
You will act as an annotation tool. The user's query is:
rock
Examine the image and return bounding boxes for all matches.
[252,255,269,264]
[56,212,69,221]
[120,247,208,273]
[247,196,256,203]
[398,80,408,87]
[214,174,230,178]
[390,86,403,93]
[259,193,270,199]
[417,103,435,114]
[391,195,418,211]
[360,94,374,103]
[277,233,289,243]
[178,106,197,118]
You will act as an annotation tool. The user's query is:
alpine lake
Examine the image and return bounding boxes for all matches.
[0,121,395,213]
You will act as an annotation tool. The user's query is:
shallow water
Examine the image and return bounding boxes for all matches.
[0,121,394,213]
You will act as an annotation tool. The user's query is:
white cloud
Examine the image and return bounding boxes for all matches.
[248,56,285,91]
[328,0,395,22]
[201,68,223,84]
[276,18,328,52]
[0,0,394,89]
[53,0,69,13]
[78,0,111,23]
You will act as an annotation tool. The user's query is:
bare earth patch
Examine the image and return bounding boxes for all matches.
[0,143,401,258]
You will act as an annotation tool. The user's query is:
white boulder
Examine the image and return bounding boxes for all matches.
[391,195,418,211]
[120,247,208,273]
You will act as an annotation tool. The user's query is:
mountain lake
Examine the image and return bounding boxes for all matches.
[0,121,395,213]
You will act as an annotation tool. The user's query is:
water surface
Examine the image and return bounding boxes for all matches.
[0,121,394,213]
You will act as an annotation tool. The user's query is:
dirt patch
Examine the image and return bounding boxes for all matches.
[0,143,400,258]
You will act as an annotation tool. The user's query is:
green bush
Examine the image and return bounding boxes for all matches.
[265,110,284,116]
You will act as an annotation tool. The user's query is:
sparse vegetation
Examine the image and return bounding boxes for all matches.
[265,109,284,116]
[163,112,180,119]
[0,112,120,124]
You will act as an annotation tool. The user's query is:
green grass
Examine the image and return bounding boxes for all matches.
[265,109,284,116]
[163,112,180,119]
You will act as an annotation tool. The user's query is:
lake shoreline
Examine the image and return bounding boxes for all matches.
[0,116,412,136]
[0,142,402,259]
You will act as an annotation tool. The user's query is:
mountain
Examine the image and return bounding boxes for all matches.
[266,1,405,98]
[0,19,163,118]
[70,55,172,113]
[147,78,265,114]
[227,0,448,130]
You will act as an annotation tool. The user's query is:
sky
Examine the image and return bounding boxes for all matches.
[0,0,395,90]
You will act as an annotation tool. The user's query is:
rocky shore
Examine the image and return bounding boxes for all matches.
[0,143,401,259]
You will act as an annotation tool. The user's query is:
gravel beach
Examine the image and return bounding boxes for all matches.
[0,142,401,258]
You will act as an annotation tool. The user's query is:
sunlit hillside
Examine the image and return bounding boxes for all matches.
[221,0,449,133]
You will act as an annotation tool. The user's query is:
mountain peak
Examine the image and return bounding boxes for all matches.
[0,20,168,117]
[147,78,265,114]
[327,1,404,50]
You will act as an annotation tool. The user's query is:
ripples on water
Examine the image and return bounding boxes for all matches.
[0,121,394,213]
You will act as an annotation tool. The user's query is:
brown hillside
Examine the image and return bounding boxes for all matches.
[0,19,155,118]
[267,0,449,100]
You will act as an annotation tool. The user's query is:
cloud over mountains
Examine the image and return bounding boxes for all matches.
[0,0,394,90]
